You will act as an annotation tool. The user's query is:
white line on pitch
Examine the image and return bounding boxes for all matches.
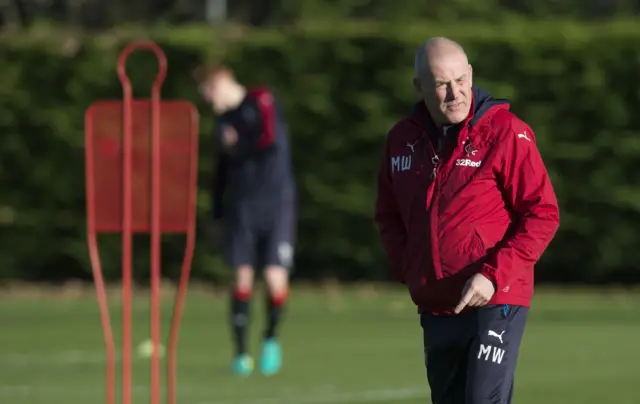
[195,387,427,404]
[0,350,219,366]
[0,384,427,403]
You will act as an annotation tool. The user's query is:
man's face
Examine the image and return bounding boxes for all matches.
[200,76,231,114]
[414,57,473,125]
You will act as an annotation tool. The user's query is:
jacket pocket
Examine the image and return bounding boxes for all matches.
[404,222,430,296]
[472,227,487,254]
[399,196,416,282]
[439,226,486,277]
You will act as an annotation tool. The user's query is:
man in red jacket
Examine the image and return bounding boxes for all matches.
[374,37,560,403]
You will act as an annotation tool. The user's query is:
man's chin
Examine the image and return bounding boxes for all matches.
[443,103,471,124]
[444,113,466,125]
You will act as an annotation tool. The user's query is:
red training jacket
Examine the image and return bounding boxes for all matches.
[374,88,560,315]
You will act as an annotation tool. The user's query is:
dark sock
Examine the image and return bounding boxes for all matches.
[231,288,251,356]
[265,289,288,340]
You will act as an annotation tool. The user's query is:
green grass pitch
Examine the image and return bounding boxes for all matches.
[0,285,638,404]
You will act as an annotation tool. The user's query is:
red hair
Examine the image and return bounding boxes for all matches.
[193,63,235,84]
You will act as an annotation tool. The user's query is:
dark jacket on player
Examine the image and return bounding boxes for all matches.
[374,87,560,315]
[212,88,295,219]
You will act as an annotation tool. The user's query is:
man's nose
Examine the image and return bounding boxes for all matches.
[445,83,457,102]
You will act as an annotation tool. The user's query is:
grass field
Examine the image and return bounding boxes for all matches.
[0,285,638,404]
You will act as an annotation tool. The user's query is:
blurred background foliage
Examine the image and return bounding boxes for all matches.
[0,1,639,286]
[3,0,640,28]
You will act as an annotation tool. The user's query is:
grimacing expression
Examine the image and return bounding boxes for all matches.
[416,60,473,125]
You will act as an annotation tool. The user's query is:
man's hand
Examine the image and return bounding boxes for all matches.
[454,273,495,314]
[221,125,238,150]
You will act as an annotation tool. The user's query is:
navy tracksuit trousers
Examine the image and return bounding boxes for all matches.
[421,305,529,404]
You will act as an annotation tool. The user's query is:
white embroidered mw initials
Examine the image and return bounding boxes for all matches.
[391,156,412,173]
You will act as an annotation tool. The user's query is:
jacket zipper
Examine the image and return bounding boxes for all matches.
[424,132,442,180]
[424,132,442,279]
[424,127,472,280]
[429,129,473,180]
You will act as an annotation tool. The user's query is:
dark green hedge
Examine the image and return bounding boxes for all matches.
[1,21,639,284]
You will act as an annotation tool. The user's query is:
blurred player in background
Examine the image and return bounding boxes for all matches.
[196,65,297,377]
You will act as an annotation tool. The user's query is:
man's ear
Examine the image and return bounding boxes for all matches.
[468,64,473,87]
[412,77,422,95]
